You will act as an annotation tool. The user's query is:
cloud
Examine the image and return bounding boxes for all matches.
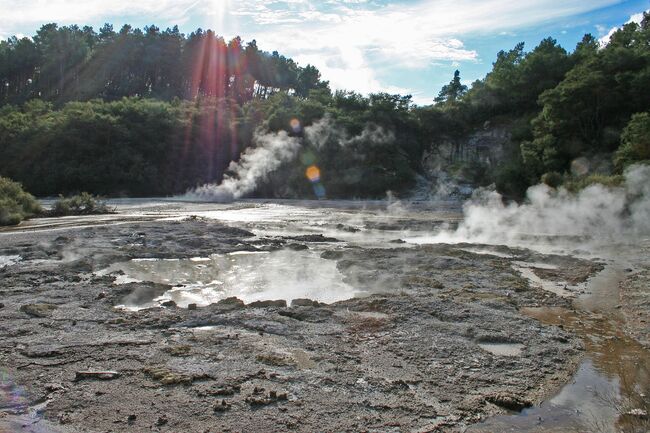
[598,9,648,45]
[0,0,200,30]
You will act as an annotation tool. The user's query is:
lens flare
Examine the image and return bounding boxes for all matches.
[290,118,302,134]
[305,165,321,182]
[305,165,326,199]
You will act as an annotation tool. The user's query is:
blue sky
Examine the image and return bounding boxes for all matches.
[1,0,648,104]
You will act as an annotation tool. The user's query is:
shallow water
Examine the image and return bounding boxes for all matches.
[0,255,20,269]
[469,265,650,433]
[101,249,357,309]
[478,343,525,357]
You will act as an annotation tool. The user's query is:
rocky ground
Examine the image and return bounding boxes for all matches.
[0,217,622,432]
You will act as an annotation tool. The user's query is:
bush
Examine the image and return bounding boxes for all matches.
[563,174,624,193]
[0,177,41,226]
[49,192,112,217]
[541,171,563,188]
[615,112,650,170]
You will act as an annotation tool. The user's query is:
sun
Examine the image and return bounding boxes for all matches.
[208,0,232,30]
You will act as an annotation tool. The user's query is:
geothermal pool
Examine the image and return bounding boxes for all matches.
[101,250,358,309]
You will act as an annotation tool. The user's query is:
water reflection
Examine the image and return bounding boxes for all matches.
[100,249,357,309]
[470,305,650,433]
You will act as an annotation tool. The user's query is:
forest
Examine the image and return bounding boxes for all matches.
[0,15,649,200]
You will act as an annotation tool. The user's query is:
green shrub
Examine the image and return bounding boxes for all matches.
[541,171,563,188]
[0,177,41,226]
[563,174,624,193]
[615,112,650,170]
[49,192,112,216]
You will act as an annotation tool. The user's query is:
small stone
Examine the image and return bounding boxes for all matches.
[623,408,648,419]
[486,392,532,411]
[213,399,230,412]
[156,416,168,426]
[161,300,177,308]
[96,292,106,300]
[187,303,198,310]
[0,303,5,309]
[127,414,137,423]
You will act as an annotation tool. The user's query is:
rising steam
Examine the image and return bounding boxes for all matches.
[410,164,650,249]
[185,117,393,202]
[186,129,302,202]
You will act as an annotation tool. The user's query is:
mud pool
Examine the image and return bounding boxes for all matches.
[0,198,648,432]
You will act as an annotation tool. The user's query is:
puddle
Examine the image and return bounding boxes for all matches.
[100,249,356,309]
[512,261,574,298]
[460,248,515,258]
[469,267,650,433]
[478,343,525,357]
[0,255,21,269]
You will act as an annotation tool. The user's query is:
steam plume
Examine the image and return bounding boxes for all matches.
[186,129,301,202]
[412,164,650,249]
[185,117,394,202]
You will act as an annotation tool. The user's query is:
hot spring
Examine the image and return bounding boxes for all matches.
[99,249,356,309]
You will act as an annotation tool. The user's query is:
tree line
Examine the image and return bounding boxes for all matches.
[0,23,329,105]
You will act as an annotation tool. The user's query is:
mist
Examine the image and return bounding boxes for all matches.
[409,164,650,250]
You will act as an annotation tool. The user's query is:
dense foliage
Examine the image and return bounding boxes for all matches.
[0,177,41,225]
[0,14,649,200]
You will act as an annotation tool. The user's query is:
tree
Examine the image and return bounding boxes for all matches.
[615,112,650,170]
[435,70,467,104]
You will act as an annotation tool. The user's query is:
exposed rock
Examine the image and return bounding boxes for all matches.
[285,234,341,243]
[485,392,532,411]
[290,298,321,307]
[320,250,343,260]
[285,243,308,251]
[248,299,288,308]
[216,297,245,309]
[20,303,58,318]
[75,371,120,381]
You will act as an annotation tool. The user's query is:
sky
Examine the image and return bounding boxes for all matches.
[0,0,648,105]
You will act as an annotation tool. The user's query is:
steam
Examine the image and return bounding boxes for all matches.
[186,129,302,202]
[185,117,394,202]
[410,164,650,249]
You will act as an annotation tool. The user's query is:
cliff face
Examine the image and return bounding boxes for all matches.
[423,123,511,176]
[416,123,512,199]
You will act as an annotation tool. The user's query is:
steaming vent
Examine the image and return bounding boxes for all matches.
[99,250,356,310]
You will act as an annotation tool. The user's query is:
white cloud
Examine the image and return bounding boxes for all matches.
[598,9,648,46]
[0,0,200,30]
